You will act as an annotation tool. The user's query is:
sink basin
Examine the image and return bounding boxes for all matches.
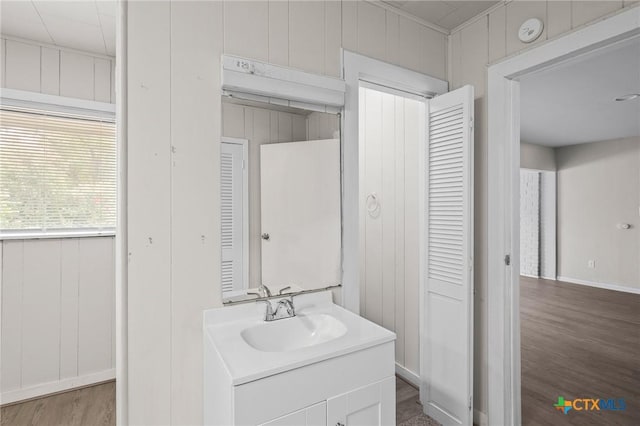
[241,313,348,352]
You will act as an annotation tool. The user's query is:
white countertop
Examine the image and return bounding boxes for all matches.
[203,291,396,385]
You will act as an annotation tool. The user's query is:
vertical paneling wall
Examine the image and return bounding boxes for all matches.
[447,0,636,416]
[359,87,422,378]
[126,1,446,424]
[0,37,116,103]
[1,238,115,403]
[1,37,117,403]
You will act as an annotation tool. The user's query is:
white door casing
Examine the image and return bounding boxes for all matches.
[260,139,341,290]
[221,137,248,295]
[421,85,474,426]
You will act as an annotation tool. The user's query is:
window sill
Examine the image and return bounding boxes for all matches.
[0,229,116,241]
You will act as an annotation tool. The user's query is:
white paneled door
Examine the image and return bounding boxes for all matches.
[260,139,341,290]
[422,85,474,425]
[221,138,248,295]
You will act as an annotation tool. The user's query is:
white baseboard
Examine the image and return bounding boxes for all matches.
[474,409,488,426]
[395,363,420,388]
[556,276,640,295]
[520,273,539,279]
[1,369,115,406]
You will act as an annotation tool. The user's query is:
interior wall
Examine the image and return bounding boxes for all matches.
[126,1,447,423]
[447,0,636,416]
[0,37,115,103]
[521,142,556,171]
[0,36,117,402]
[556,137,639,289]
[359,86,423,379]
[1,238,115,403]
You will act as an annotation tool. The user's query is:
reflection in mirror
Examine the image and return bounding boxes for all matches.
[220,96,341,303]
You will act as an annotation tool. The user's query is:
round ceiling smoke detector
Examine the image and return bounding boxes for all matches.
[615,93,640,102]
[518,18,544,43]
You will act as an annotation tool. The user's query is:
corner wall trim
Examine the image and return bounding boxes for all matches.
[474,409,489,426]
[0,369,115,406]
[556,276,640,295]
[395,363,420,388]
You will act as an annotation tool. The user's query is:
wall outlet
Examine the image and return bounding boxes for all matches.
[588,260,595,269]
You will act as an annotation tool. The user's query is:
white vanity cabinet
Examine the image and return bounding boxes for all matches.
[203,291,397,426]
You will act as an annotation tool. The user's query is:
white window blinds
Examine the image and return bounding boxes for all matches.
[0,106,116,236]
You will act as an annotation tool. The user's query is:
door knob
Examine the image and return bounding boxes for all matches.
[261,233,270,241]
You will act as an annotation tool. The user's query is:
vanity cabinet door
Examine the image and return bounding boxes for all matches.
[258,401,326,426]
[326,377,395,426]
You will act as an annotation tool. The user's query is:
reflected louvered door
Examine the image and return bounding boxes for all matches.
[421,85,474,426]
[220,141,245,294]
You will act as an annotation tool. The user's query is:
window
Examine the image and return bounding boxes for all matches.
[0,105,116,238]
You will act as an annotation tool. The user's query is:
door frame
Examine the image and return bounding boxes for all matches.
[341,50,448,314]
[487,7,639,425]
[221,136,249,292]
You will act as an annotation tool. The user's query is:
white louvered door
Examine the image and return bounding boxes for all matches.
[421,85,474,426]
[221,139,247,295]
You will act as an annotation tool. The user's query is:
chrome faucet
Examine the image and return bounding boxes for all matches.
[248,284,273,298]
[260,297,296,322]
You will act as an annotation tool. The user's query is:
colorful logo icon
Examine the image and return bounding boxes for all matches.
[554,396,572,414]
[553,397,626,414]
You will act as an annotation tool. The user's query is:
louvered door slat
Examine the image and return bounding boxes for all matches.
[422,85,474,426]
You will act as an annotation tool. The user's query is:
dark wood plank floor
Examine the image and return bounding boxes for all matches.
[1,381,115,426]
[520,276,640,426]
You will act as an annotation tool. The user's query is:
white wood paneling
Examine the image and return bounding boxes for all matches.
[60,51,95,100]
[572,1,623,28]
[60,239,80,380]
[41,47,60,95]
[0,237,114,402]
[1,240,23,392]
[289,1,325,74]
[505,1,548,56]
[5,40,40,92]
[324,0,342,77]
[223,1,269,62]
[548,1,572,39]
[488,6,506,64]
[1,37,114,103]
[1,38,6,87]
[126,1,172,423]
[360,86,422,376]
[21,240,61,388]
[78,238,114,375]
[357,2,387,61]
[169,3,221,422]
[268,0,289,67]
[94,58,112,102]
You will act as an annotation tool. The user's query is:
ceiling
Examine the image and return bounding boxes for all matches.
[0,1,115,56]
[383,0,500,30]
[521,36,640,147]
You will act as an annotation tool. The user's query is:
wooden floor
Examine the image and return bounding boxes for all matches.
[2,377,425,425]
[520,276,640,426]
[1,381,115,426]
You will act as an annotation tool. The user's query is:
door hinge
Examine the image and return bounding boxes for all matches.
[504,254,511,266]
[469,118,474,129]
[469,395,473,411]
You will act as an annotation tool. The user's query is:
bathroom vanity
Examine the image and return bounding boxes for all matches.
[204,291,396,426]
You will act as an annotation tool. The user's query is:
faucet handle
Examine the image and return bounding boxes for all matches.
[259,284,272,297]
[278,286,291,295]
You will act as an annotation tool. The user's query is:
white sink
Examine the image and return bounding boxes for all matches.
[240,313,348,352]
[204,291,396,385]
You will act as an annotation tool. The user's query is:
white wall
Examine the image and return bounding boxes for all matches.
[359,86,422,380]
[521,142,556,171]
[1,237,115,404]
[519,170,540,277]
[0,36,117,403]
[448,0,636,416]
[556,137,639,289]
[0,37,115,103]
[125,1,447,423]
